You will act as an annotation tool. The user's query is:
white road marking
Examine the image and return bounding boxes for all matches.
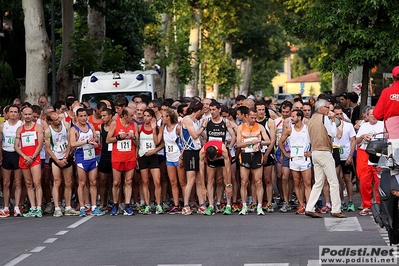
[55,230,69,235]
[243,264,289,266]
[67,216,93,228]
[158,265,202,266]
[44,238,57,243]
[307,260,321,266]
[324,217,362,231]
[3,254,31,266]
[30,246,46,252]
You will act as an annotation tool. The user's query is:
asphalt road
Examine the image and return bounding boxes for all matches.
[0,201,397,266]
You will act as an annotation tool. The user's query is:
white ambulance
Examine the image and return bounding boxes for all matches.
[79,70,163,107]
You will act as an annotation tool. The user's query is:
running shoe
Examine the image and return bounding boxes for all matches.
[223,205,232,215]
[79,208,87,217]
[279,202,290,213]
[239,206,248,215]
[215,204,223,213]
[257,206,265,216]
[182,206,192,215]
[24,208,36,217]
[44,204,53,214]
[60,205,65,213]
[262,202,268,210]
[35,209,42,218]
[110,205,118,216]
[357,205,364,210]
[347,202,355,212]
[91,207,105,216]
[53,209,63,217]
[162,202,170,212]
[197,205,207,214]
[359,208,371,216]
[143,205,151,215]
[84,206,92,215]
[0,210,9,218]
[156,205,164,215]
[189,202,199,213]
[266,203,274,213]
[133,203,140,211]
[205,205,215,216]
[64,208,79,216]
[124,205,135,216]
[341,202,348,211]
[319,204,331,214]
[138,204,146,214]
[232,203,240,212]
[248,203,257,212]
[150,202,156,212]
[99,205,108,212]
[14,208,22,217]
[169,205,180,214]
[295,205,306,215]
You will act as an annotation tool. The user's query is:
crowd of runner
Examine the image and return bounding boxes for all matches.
[0,83,390,218]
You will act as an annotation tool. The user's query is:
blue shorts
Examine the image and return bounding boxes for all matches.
[166,160,179,167]
[275,148,290,167]
[95,155,101,164]
[76,159,98,172]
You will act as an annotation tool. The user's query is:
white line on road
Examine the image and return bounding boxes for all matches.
[67,216,93,228]
[43,238,57,243]
[158,265,202,266]
[243,264,289,266]
[3,254,31,266]
[30,246,46,252]
[307,260,321,266]
[324,217,362,231]
[55,230,69,235]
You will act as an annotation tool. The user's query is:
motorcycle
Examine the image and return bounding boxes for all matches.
[366,116,399,246]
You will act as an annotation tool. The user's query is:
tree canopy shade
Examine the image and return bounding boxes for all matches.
[280,0,399,108]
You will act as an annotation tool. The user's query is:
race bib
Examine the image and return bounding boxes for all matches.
[21,132,36,147]
[117,139,131,152]
[166,144,178,154]
[143,140,155,150]
[54,141,68,153]
[292,145,304,157]
[83,145,95,160]
[244,137,259,153]
[209,136,223,142]
[4,136,15,149]
[108,143,113,151]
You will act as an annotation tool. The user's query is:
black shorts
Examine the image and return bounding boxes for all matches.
[157,155,166,163]
[339,161,352,174]
[207,158,225,168]
[183,150,200,171]
[333,148,340,167]
[49,157,73,169]
[263,153,275,166]
[138,154,159,170]
[2,150,19,170]
[239,152,263,169]
[231,156,236,164]
[98,155,112,173]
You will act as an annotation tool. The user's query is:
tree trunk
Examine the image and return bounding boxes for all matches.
[241,58,252,96]
[88,0,105,66]
[56,0,74,101]
[360,63,370,111]
[22,0,51,103]
[332,73,348,95]
[184,8,200,97]
[163,13,179,99]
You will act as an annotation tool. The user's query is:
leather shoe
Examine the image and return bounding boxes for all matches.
[305,211,322,218]
[330,212,348,218]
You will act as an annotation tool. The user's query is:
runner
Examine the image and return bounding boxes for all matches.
[0,105,23,217]
[14,107,44,218]
[44,111,79,217]
[237,108,271,216]
[69,108,104,217]
[106,107,138,216]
